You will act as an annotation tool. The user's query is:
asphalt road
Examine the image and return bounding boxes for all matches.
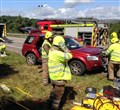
[5,37,26,55]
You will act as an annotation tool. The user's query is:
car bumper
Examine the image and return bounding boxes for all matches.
[85,60,103,71]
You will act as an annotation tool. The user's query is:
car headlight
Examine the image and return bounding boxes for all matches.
[87,56,98,61]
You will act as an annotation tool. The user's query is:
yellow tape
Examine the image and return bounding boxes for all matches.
[15,87,33,98]
[1,84,38,99]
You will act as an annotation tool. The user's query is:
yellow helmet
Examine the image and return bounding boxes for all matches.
[110,37,119,44]
[53,36,65,48]
[110,32,118,39]
[45,31,53,39]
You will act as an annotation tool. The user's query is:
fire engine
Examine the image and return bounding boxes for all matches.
[36,18,109,47]
[0,23,6,38]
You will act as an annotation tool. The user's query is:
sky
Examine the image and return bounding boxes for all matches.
[0,0,120,19]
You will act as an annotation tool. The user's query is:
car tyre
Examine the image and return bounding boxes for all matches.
[26,53,37,65]
[69,60,86,76]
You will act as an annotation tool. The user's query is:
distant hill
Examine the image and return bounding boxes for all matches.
[100,19,120,24]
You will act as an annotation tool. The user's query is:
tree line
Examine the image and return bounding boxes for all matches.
[109,22,120,37]
[0,15,38,33]
[0,15,120,35]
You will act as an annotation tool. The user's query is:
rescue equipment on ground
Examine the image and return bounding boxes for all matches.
[103,85,120,98]
[85,87,97,99]
[0,84,12,94]
[71,79,120,110]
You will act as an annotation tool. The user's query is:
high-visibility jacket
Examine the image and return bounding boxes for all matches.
[0,44,6,51]
[48,48,72,80]
[105,42,120,62]
[42,40,51,59]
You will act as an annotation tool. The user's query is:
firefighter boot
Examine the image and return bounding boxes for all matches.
[49,91,61,110]
[50,84,65,110]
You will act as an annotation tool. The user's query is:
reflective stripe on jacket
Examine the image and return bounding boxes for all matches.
[105,42,120,62]
[48,49,72,80]
[42,40,51,59]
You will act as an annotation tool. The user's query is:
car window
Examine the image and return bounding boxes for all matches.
[36,35,44,49]
[34,35,44,54]
[65,37,82,50]
[25,36,35,44]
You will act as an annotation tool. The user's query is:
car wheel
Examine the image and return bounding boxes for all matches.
[69,60,86,76]
[26,53,37,65]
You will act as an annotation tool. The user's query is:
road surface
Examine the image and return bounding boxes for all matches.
[5,37,26,55]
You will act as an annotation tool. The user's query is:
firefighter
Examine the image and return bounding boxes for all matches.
[0,38,6,57]
[110,32,118,39]
[0,44,6,57]
[41,31,54,86]
[105,32,120,81]
[48,36,72,110]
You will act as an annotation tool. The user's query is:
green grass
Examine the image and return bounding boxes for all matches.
[0,51,112,110]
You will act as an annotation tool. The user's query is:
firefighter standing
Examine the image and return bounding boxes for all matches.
[105,32,120,81]
[48,36,72,110]
[41,31,54,86]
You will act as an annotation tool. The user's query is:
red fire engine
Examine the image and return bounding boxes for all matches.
[36,18,109,47]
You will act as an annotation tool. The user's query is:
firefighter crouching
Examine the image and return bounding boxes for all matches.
[105,32,120,81]
[48,36,72,110]
[41,31,54,86]
[0,38,6,57]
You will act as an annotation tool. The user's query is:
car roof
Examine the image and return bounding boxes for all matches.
[29,32,45,38]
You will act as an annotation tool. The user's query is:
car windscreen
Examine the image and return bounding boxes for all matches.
[65,37,82,50]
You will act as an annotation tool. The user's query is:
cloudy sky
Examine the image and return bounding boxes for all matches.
[0,0,120,19]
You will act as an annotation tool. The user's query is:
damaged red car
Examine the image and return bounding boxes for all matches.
[22,31,104,76]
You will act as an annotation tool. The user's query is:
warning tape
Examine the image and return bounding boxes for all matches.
[14,86,49,100]
[15,87,33,98]
[1,85,48,110]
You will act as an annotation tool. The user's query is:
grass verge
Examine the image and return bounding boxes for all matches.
[0,51,112,110]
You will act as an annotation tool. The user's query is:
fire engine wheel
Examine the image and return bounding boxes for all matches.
[69,60,86,76]
[26,53,37,66]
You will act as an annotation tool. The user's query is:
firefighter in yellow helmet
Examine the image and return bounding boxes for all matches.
[105,32,120,81]
[48,36,72,110]
[110,32,118,39]
[41,31,54,86]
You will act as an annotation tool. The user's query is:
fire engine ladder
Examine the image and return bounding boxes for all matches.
[91,26,99,47]
[100,31,109,46]
[91,27,109,48]
[70,18,98,25]
[45,18,98,24]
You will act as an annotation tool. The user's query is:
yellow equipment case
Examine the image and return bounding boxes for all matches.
[71,88,120,110]
[71,97,120,110]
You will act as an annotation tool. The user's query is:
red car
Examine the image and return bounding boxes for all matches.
[22,31,104,76]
